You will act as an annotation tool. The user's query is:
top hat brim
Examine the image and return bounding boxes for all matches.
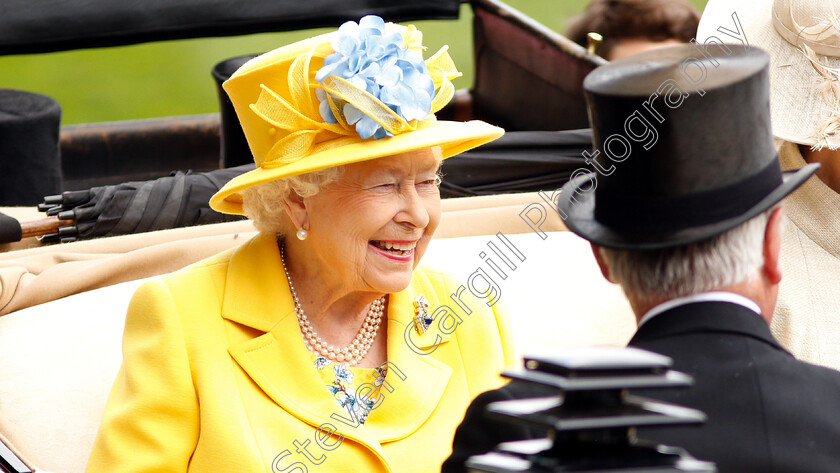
[556,163,819,250]
[209,119,504,215]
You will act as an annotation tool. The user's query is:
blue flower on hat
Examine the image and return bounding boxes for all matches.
[315,15,436,140]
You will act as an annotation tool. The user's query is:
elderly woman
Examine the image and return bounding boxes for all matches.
[85,16,513,473]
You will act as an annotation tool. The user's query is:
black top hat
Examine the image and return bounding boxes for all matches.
[557,44,819,250]
[0,89,62,205]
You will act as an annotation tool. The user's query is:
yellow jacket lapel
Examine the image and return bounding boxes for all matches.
[364,272,454,442]
[222,234,387,457]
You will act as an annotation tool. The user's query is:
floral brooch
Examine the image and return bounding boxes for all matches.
[413,294,433,334]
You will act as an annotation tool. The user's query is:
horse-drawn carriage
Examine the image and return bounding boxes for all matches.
[0,2,652,472]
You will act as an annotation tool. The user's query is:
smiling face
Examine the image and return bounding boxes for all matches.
[293,147,442,295]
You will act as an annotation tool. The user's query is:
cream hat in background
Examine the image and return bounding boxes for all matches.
[210,16,504,215]
[698,0,840,150]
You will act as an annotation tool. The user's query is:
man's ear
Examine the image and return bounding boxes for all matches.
[281,191,309,231]
[763,207,784,285]
[590,243,616,283]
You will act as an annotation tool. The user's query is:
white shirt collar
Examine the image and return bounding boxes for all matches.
[637,291,762,328]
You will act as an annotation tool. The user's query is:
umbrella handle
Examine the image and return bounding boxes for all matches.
[20,217,73,239]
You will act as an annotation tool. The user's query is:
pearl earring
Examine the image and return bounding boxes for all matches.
[296,228,308,240]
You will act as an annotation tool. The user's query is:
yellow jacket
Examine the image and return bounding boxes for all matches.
[86,233,514,473]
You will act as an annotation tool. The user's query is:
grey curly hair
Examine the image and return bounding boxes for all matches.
[241,166,345,235]
[598,207,778,303]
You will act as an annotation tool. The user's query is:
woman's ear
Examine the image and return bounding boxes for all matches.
[281,190,309,231]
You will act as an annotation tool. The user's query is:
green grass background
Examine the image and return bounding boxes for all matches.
[0,0,707,125]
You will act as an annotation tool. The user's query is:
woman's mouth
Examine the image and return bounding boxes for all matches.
[369,240,417,260]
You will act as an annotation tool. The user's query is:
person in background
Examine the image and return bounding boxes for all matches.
[86,16,513,473]
[443,44,840,473]
[698,0,840,371]
[566,0,701,60]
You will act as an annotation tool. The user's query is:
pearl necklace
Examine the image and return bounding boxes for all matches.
[280,243,385,366]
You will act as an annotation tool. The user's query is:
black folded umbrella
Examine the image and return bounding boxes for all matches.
[440,128,593,197]
[37,166,251,243]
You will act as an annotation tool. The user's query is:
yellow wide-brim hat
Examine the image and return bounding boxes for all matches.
[210,18,504,215]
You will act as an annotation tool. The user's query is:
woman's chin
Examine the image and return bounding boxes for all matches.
[364,268,414,294]
[365,271,413,294]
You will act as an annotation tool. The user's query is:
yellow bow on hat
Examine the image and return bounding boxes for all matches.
[245,23,461,168]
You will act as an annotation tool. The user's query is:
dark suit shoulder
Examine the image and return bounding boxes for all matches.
[751,348,840,470]
[442,381,551,473]
[631,303,840,472]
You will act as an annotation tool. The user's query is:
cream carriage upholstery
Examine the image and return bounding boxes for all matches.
[0,192,635,473]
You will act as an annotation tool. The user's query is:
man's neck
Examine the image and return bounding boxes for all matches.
[629,279,775,326]
[800,144,840,194]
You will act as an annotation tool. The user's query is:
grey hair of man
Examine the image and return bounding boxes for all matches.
[241,166,346,236]
[597,207,778,304]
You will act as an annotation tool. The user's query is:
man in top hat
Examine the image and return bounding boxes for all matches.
[442,44,840,473]
[698,0,840,372]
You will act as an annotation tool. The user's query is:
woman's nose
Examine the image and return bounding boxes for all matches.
[396,184,430,229]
